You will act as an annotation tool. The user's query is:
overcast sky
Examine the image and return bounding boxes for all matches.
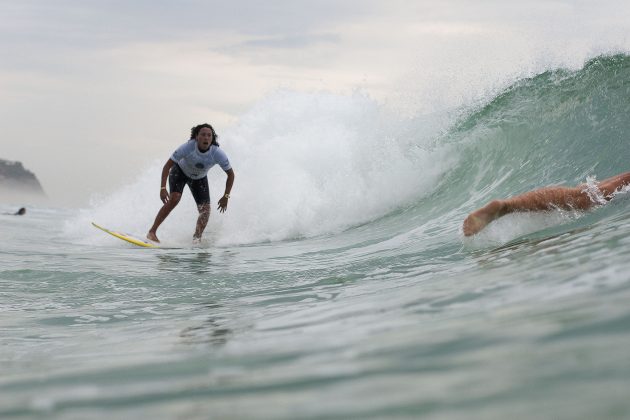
[1,0,630,206]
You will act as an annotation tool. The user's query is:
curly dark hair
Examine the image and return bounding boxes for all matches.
[190,123,219,146]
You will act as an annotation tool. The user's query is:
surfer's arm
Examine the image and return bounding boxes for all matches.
[218,168,235,213]
[160,159,175,203]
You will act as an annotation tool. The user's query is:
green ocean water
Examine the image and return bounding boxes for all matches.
[2,55,630,419]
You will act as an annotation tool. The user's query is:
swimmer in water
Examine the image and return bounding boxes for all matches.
[3,207,26,216]
[463,171,630,236]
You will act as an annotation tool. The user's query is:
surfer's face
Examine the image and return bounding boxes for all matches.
[196,127,214,152]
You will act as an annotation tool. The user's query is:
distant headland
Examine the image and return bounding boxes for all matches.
[0,159,47,201]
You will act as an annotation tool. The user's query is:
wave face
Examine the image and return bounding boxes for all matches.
[448,54,630,205]
[408,53,630,245]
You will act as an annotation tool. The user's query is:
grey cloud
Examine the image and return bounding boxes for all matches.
[0,0,379,48]
[236,33,341,50]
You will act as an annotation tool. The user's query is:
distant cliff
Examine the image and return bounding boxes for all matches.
[0,159,46,196]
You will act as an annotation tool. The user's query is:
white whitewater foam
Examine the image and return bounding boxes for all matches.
[69,90,456,246]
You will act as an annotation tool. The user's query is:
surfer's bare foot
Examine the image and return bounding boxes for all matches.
[192,235,202,245]
[147,231,160,243]
[463,200,505,236]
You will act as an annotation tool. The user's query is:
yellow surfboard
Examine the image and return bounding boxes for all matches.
[92,222,159,248]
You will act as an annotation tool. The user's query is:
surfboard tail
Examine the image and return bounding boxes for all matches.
[91,222,159,248]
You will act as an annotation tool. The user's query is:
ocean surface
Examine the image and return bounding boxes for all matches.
[2,55,630,419]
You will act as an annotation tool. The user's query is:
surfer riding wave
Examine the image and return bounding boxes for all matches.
[147,123,235,243]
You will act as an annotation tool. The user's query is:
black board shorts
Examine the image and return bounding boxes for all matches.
[168,164,210,205]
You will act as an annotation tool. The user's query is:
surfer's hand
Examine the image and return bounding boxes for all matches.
[160,188,170,203]
[218,196,228,213]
